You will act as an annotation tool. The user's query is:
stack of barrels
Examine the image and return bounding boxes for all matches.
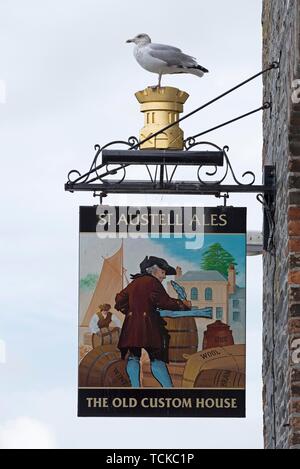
[79,319,245,389]
[142,319,245,389]
[181,321,245,389]
[79,327,130,388]
[83,327,120,348]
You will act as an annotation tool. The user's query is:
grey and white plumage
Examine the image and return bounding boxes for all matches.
[126,33,209,87]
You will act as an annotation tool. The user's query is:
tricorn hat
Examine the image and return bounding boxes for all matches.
[140,256,176,275]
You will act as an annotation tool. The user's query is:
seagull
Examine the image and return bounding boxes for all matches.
[126,33,209,88]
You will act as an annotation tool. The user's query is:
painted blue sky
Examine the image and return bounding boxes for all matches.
[151,234,246,287]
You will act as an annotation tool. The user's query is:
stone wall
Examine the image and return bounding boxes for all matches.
[262,0,300,449]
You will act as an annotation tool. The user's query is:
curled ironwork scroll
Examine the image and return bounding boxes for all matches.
[67,136,139,186]
[184,139,256,186]
[67,136,257,188]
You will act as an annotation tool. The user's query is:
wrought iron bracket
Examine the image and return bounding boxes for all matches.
[65,139,276,251]
[65,63,280,251]
[257,166,276,251]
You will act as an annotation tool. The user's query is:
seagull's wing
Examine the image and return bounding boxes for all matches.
[150,43,183,53]
[149,43,197,68]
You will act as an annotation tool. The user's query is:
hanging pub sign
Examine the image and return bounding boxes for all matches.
[78,205,246,417]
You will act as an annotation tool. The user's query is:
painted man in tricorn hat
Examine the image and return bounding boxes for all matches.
[115,255,191,387]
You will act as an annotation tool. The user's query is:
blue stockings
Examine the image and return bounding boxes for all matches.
[126,356,173,388]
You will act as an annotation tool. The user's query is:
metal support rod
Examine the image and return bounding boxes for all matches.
[186,103,271,142]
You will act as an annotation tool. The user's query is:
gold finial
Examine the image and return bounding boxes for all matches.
[135,86,189,150]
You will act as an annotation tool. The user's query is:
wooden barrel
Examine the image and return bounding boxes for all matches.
[182,344,245,388]
[141,361,186,388]
[194,369,245,388]
[202,320,234,349]
[92,327,120,347]
[165,317,198,362]
[78,344,121,387]
[101,359,131,387]
[83,327,120,349]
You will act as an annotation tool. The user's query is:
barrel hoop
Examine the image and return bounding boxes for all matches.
[169,345,198,349]
[100,359,118,385]
[86,351,112,385]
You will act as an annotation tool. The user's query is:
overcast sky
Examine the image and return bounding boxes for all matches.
[0,0,265,449]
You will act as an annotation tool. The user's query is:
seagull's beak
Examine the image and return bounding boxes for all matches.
[126,38,133,43]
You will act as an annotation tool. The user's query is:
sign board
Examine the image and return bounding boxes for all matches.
[78,206,246,417]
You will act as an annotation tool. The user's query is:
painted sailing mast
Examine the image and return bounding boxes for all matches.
[81,242,126,328]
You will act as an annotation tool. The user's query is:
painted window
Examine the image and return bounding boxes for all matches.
[233,311,240,322]
[191,287,198,300]
[216,307,223,320]
[233,299,239,308]
[205,287,213,300]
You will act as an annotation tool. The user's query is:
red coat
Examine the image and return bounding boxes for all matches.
[115,274,189,351]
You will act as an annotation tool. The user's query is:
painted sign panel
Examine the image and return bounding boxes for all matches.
[78,206,246,417]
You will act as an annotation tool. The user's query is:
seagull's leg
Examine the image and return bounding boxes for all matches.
[149,73,162,90]
[158,73,162,87]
